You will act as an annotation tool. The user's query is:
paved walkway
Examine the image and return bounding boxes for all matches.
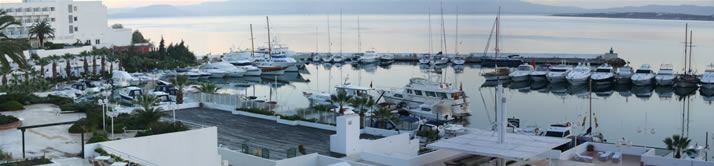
[173,108,337,160]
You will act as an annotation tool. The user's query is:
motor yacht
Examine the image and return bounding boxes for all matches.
[616,65,633,84]
[701,64,714,89]
[237,65,261,76]
[112,70,141,87]
[655,64,675,86]
[419,55,431,64]
[529,65,549,82]
[303,83,373,106]
[482,67,510,81]
[201,62,246,77]
[406,103,455,121]
[509,64,533,82]
[200,67,227,78]
[359,51,379,64]
[631,64,656,86]
[566,63,592,85]
[379,77,469,118]
[184,69,201,80]
[322,53,334,63]
[312,55,322,62]
[546,64,571,83]
[591,64,615,83]
[430,56,449,65]
[451,56,465,65]
[379,54,394,65]
[119,87,143,103]
[222,50,258,66]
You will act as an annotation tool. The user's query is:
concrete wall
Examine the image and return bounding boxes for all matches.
[219,147,275,166]
[330,115,360,155]
[360,133,419,157]
[274,153,318,166]
[361,150,462,166]
[86,127,222,166]
[641,148,714,166]
[362,127,400,137]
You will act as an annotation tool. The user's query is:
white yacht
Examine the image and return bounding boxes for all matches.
[111,70,141,87]
[430,56,449,65]
[322,53,334,63]
[701,64,714,89]
[237,65,261,76]
[546,64,572,83]
[530,65,549,82]
[655,64,675,86]
[631,64,656,86]
[311,55,322,62]
[200,67,227,78]
[303,83,373,106]
[451,56,465,65]
[509,64,533,82]
[379,78,469,118]
[379,54,394,63]
[419,55,431,64]
[591,64,615,83]
[359,51,379,64]
[119,87,143,103]
[201,62,246,77]
[222,50,257,66]
[566,63,592,85]
[255,46,301,72]
[407,103,455,121]
[616,65,634,84]
[332,55,345,63]
[184,69,201,80]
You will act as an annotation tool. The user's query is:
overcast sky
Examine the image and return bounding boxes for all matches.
[1,0,713,9]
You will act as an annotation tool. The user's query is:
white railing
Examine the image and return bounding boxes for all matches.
[100,145,159,166]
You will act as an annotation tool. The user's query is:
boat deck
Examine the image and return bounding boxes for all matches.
[173,108,338,160]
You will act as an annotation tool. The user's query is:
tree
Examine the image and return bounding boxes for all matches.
[50,55,58,80]
[197,83,220,106]
[664,135,696,159]
[328,91,353,115]
[373,107,394,129]
[81,51,89,78]
[92,51,97,76]
[100,53,106,77]
[37,57,49,78]
[135,106,167,126]
[168,75,188,104]
[350,96,368,127]
[62,53,73,79]
[0,146,12,163]
[158,37,166,57]
[28,21,54,48]
[132,30,148,44]
[0,68,8,86]
[0,11,30,72]
[133,94,159,114]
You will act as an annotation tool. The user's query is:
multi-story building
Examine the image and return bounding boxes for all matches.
[0,0,131,48]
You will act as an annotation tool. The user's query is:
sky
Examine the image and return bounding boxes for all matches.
[1,0,713,9]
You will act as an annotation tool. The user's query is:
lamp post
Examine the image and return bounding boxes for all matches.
[107,104,120,138]
[98,99,106,132]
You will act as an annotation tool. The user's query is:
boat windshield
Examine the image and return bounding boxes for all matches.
[517,66,532,71]
[635,70,651,74]
[595,69,611,73]
[545,131,569,138]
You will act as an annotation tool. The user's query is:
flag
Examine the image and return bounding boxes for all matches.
[370,81,373,88]
[440,84,443,88]
[582,116,586,126]
[531,60,536,68]
[595,117,599,128]
[460,82,463,91]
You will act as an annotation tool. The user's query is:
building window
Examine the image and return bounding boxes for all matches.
[73,17,77,21]
[95,39,100,45]
[42,7,48,12]
[25,8,30,12]
[69,25,73,34]
[50,18,55,22]
[68,15,73,23]
[16,18,23,23]
[25,19,31,23]
[50,7,55,11]
[86,40,90,45]
[43,18,48,22]
[74,27,78,32]
[73,6,77,12]
[15,8,21,12]
[5,9,11,13]
[33,8,39,12]
[68,5,72,13]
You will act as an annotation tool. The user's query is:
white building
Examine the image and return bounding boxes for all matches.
[0,0,131,48]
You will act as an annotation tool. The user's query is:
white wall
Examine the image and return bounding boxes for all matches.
[274,153,318,166]
[219,147,275,166]
[330,115,360,155]
[25,45,92,58]
[86,127,222,166]
[360,133,419,157]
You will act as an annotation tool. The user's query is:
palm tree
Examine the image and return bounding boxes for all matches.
[0,11,30,71]
[37,57,49,78]
[135,106,167,126]
[0,68,8,86]
[350,96,369,127]
[664,135,696,159]
[133,94,159,113]
[62,53,73,79]
[81,51,89,78]
[20,65,33,82]
[373,107,394,129]
[101,53,106,77]
[50,55,58,81]
[197,83,220,106]
[92,51,97,76]
[28,21,54,48]
[168,75,188,104]
[328,91,353,115]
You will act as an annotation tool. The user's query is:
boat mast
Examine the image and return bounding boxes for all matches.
[328,15,332,54]
[455,6,459,57]
[250,24,255,57]
[358,16,362,53]
[495,7,501,69]
[266,16,272,57]
[428,7,432,56]
[589,79,593,136]
[684,24,688,75]
[316,26,319,53]
[688,30,693,74]
[440,0,447,83]
[340,9,343,81]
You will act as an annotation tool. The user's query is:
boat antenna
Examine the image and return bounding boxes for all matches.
[315,26,319,53]
[266,16,272,57]
[250,24,255,57]
[327,15,332,53]
[440,0,448,84]
[358,16,362,53]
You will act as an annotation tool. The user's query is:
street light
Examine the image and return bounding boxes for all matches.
[98,99,106,132]
[108,104,120,138]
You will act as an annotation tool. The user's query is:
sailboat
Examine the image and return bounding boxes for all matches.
[674,24,699,88]
[451,7,466,65]
[481,8,511,81]
[253,16,287,75]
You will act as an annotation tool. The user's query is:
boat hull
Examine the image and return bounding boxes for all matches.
[547,75,567,83]
[567,77,589,85]
[209,73,226,78]
[510,75,530,82]
[632,79,654,86]
[655,78,675,86]
[530,75,547,82]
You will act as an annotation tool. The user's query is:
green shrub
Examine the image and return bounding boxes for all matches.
[279,115,305,121]
[0,101,24,111]
[0,114,19,125]
[94,148,108,156]
[0,156,51,166]
[68,122,86,133]
[135,122,190,137]
[236,107,275,116]
[87,131,109,143]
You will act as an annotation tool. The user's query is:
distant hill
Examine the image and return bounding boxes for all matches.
[554,12,714,21]
[107,0,714,19]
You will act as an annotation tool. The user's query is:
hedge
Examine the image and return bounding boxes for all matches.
[87,131,109,144]
[0,101,24,111]
[0,114,19,125]
[236,107,275,116]
[0,156,52,166]
[0,94,72,106]
[135,122,190,137]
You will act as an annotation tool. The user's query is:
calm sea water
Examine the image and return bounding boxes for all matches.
[110,15,714,151]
